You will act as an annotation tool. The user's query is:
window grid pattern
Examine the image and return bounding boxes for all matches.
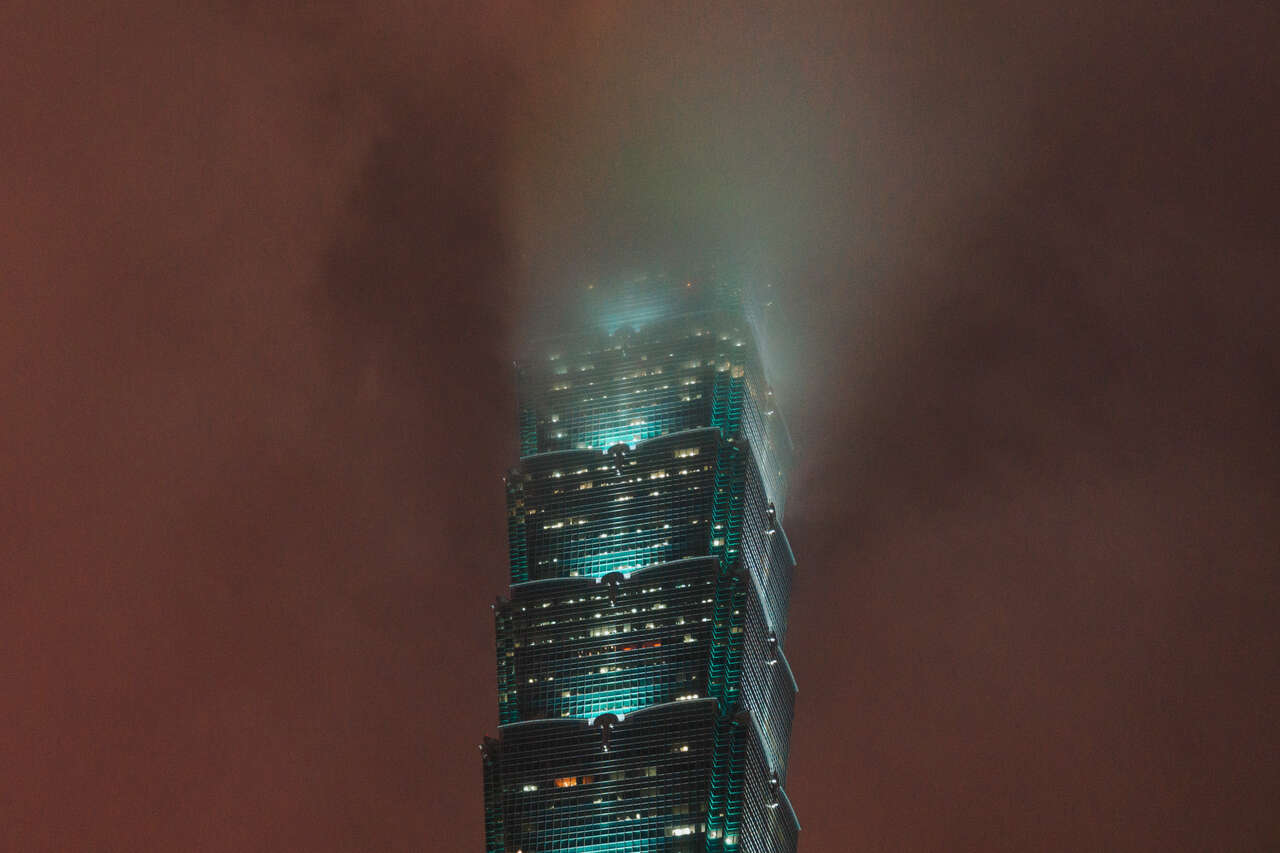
[709,441,747,576]
[737,722,801,853]
[496,559,787,735]
[739,372,793,522]
[492,701,724,853]
[706,570,747,718]
[496,560,723,723]
[517,312,761,457]
[739,580,797,783]
[507,475,531,583]
[508,430,741,582]
[487,702,794,853]
[705,710,748,851]
[482,736,504,853]
[485,278,800,853]
[738,461,795,646]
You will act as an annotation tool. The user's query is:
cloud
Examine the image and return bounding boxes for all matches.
[2,0,1275,849]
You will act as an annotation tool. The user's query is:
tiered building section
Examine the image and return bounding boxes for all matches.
[482,276,799,852]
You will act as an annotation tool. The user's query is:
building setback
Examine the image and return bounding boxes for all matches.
[481,276,800,852]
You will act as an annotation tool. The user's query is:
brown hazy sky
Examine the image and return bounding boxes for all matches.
[3,1,1277,849]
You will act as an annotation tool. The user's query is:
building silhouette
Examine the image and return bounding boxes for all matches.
[481,275,799,852]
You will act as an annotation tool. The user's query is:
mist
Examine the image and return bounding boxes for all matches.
[3,0,1276,849]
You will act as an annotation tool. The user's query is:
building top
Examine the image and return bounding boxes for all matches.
[525,272,745,343]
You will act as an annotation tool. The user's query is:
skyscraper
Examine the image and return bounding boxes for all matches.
[481,275,800,852]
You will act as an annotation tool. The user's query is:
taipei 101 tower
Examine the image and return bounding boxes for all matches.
[481,274,801,852]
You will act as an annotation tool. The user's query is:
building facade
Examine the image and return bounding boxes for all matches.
[481,276,800,852]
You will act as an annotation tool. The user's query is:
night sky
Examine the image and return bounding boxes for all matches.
[4,1,1277,850]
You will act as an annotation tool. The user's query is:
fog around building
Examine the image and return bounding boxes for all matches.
[2,1,1276,849]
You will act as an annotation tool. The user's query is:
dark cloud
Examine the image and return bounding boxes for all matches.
[2,3,544,847]
[2,0,1276,849]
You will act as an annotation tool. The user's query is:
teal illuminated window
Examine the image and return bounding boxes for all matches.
[484,275,801,852]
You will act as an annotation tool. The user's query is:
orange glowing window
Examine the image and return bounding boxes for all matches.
[554,776,578,788]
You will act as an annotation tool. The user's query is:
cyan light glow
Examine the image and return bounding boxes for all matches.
[484,277,800,852]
